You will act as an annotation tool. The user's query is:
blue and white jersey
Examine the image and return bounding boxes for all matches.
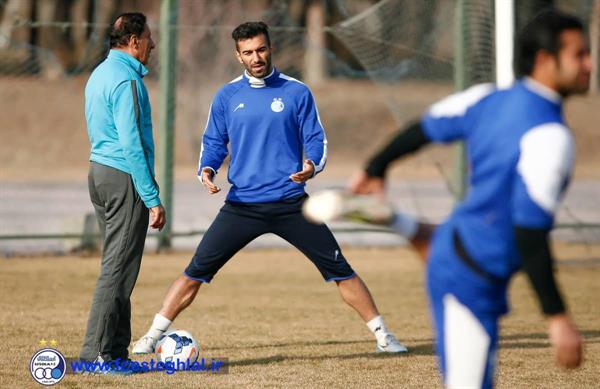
[422,78,575,280]
[199,68,327,203]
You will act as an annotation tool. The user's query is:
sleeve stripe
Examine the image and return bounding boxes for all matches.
[517,123,574,213]
[313,98,327,173]
[314,139,327,174]
[130,80,159,190]
[428,83,495,118]
[279,72,327,174]
[198,103,213,176]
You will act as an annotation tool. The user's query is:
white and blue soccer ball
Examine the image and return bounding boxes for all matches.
[156,330,199,364]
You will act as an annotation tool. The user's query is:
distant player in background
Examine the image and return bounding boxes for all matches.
[81,12,165,370]
[133,21,407,355]
[346,9,586,388]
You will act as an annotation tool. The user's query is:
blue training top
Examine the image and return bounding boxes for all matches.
[199,68,327,203]
[85,50,160,208]
[422,78,575,280]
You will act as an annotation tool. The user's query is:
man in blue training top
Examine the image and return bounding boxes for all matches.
[133,22,406,354]
[347,9,586,388]
[81,12,166,369]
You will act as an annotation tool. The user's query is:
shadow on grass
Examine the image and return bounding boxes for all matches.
[223,330,600,367]
[502,329,599,341]
[211,339,372,351]
[210,337,435,351]
[227,341,435,367]
[62,331,600,372]
[500,329,600,349]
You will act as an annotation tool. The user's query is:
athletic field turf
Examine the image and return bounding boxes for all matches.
[1,245,599,388]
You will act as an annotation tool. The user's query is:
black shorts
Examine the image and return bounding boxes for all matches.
[184,194,355,283]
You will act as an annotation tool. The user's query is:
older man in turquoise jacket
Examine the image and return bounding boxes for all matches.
[80,12,165,370]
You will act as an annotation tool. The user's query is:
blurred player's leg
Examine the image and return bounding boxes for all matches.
[409,223,435,261]
[429,288,498,389]
[427,224,504,389]
[443,295,497,389]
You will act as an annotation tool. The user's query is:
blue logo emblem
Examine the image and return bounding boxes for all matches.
[30,348,66,385]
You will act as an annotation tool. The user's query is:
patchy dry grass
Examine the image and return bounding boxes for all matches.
[1,246,598,388]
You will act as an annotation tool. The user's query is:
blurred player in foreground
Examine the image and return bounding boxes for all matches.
[132,21,407,355]
[311,9,587,389]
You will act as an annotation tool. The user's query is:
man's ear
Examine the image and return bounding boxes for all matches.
[234,50,243,65]
[129,34,140,49]
[535,49,558,71]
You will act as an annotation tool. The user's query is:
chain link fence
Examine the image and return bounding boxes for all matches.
[1,0,599,255]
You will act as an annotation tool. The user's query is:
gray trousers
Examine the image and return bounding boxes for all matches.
[79,162,149,361]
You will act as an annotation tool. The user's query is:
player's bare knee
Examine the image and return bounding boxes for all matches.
[335,274,358,286]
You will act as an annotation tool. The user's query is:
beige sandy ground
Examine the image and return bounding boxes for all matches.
[2,77,600,183]
[0,245,598,388]
[2,77,600,387]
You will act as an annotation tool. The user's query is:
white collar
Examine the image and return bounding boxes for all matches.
[244,68,275,88]
[523,77,562,104]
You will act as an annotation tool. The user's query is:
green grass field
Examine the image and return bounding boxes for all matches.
[1,245,599,388]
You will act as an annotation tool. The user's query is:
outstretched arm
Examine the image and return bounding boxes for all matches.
[346,120,434,260]
[349,120,430,195]
[348,85,496,258]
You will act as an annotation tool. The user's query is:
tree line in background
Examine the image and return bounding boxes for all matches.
[0,0,450,80]
[1,0,594,85]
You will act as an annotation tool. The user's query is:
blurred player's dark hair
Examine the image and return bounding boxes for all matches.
[516,10,584,77]
[109,12,147,48]
[232,22,271,49]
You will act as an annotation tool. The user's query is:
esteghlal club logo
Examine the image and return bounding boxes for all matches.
[30,348,66,385]
[271,97,284,112]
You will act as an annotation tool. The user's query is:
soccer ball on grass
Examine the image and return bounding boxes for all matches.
[155,329,199,364]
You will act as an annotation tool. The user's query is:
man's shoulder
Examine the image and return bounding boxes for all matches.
[89,58,137,88]
[214,75,246,103]
[427,83,496,119]
[277,72,311,93]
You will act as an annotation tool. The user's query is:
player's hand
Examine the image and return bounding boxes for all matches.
[347,170,385,195]
[201,167,221,194]
[548,313,583,369]
[290,160,315,183]
[149,205,166,230]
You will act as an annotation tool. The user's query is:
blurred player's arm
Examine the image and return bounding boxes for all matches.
[515,227,581,369]
[198,96,229,194]
[349,85,496,257]
[348,120,430,194]
[345,120,433,259]
[512,123,581,369]
[349,84,495,195]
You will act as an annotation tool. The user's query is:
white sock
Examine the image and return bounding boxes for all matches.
[390,212,419,240]
[366,315,389,337]
[146,313,172,339]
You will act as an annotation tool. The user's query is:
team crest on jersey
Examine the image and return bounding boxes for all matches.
[271,98,284,112]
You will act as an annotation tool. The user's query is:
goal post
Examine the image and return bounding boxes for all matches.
[495,0,515,88]
[453,0,514,201]
[157,0,179,250]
